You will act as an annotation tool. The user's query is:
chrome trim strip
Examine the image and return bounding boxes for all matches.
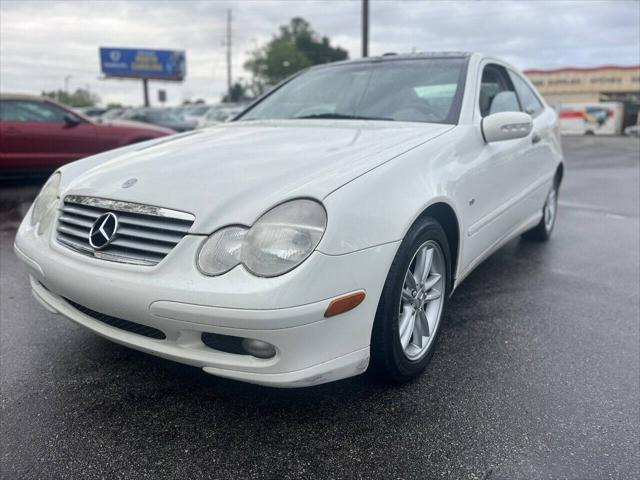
[63,195,195,222]
[57,236,158,266]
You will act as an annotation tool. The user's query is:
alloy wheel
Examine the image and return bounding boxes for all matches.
[544,187,558,232]
[398,240,446,361]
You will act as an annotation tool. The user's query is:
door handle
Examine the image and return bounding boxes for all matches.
[531,133,541,144]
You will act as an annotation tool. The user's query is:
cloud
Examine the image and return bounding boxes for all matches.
[1,0,638,106]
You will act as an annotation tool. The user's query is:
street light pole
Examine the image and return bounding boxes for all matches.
[226,9,232,99]
[362,0,369,58]
[64,75,72,93]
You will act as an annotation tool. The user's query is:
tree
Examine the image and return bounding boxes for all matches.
[244,17,348,95]
[221,81,250,103]
[41,88,100,108]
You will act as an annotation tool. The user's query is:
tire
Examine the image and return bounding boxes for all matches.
[522,180,559,242]
[370,217,451,383]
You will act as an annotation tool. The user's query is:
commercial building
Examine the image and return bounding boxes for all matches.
[524,65,640,128]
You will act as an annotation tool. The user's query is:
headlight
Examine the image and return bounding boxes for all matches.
[197,226,247,276]
[197,199,327,277]
[31,172,61,233]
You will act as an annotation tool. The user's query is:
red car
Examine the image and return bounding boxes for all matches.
[0,94,174,174]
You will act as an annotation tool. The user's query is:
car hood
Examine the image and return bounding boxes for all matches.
[63,119,453,233]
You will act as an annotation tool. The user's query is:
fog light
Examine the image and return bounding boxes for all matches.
[241,338,276,359]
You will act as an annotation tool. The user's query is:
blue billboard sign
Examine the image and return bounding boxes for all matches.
[99,47,186,81]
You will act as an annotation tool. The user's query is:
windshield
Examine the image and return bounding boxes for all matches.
[239,58,467,124]
[147,109,183,122]
[102,109,124,120]
[185,105,209,116]
[207,107,242,122]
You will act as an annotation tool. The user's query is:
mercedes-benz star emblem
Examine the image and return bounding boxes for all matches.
[89,212,119,250]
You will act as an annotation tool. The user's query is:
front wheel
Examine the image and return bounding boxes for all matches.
[522,181,559,242]
[370,217,451,383]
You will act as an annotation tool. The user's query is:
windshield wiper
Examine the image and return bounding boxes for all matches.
[292,113,395,121]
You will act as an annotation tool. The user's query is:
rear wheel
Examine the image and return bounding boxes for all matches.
[522,181,559,242]
[370,217,451,383]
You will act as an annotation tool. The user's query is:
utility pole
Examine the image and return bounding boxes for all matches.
[362,0,369,58]
[142,79,149,107]
[225,9,232,99]
[64,75,72,93]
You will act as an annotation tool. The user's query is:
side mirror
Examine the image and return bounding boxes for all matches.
[481,111,532,143]
[63,114,81,128]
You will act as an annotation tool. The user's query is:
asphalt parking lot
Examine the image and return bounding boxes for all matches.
[1,136,638,480]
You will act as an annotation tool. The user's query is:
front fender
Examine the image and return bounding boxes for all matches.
[318,130,465,257]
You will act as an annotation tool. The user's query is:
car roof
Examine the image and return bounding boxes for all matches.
[311,51,474,70]
[0,93,49,101]
[0,93,94,122]
[0,93,80,110]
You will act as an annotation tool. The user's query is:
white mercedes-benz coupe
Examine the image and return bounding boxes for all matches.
[15,52,563,387]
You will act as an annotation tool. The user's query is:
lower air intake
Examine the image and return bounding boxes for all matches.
[65,298,166,340]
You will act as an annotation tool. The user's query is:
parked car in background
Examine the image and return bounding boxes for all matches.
[15,52,563,387]
[75,106,108,119]
[624,124,640,137]
[119,107,196,132]
[100,107,128,121]
[0,94,173,174]
[181,104,210,125]
[199,104,244,128]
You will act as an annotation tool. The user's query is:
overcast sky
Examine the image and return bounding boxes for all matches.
[1,0,638,106]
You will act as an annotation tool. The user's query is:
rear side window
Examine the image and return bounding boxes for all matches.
[0,100,67,122]
[478,64,520,117]
[509,71,544,116]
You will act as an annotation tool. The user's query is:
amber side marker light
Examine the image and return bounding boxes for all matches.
[324,290,366,318]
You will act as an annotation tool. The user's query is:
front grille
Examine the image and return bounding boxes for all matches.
[56,195,195,266]
[65,298,166,340]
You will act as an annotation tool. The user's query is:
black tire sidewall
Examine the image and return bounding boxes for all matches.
[371,217,452,382]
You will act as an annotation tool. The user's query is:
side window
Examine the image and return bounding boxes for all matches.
[0,101,28,121]
[0,100,59,122]
[0,101,68,123]
[479,65,520,117]
[509,71,544,116]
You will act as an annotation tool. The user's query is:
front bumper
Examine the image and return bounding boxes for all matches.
[15,217,399,387]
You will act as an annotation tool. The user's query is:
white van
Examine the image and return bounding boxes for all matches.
[559,102,624,135]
